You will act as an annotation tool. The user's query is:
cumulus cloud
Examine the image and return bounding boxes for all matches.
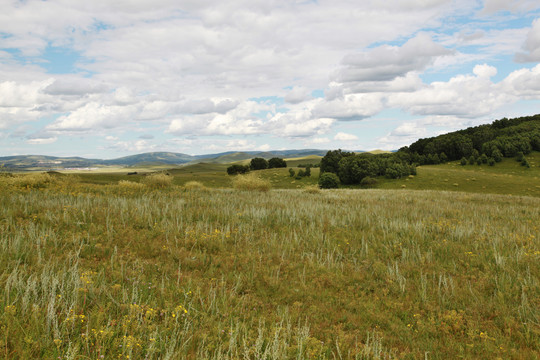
[482,0,540,14]
[284,86,312,104]
[387,65,511,118]
[334,132,358,141]
[2,0,540,155]
[515,18,540,62]
[44,77,108,96]
[333,33,453,83]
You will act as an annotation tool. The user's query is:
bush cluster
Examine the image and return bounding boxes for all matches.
[227,164,250,175]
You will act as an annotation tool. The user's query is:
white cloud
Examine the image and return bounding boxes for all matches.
[387,65,512,118]
[482,0,540,14]
[284,86,312,104]
[333,33,453,83]
[334,132,358,141]
[310,137,330,144]
[26,136,58,145]
[515,18,540,62]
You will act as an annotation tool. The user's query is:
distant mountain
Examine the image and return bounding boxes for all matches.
[103,152,195,166]
[0,149,332,170]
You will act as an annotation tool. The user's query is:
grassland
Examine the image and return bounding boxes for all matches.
[0,172,539,359]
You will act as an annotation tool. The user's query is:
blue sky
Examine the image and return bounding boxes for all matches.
[1,0,540,158]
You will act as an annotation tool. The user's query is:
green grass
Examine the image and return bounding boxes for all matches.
[0,176,538,359]
[378,152,540,197]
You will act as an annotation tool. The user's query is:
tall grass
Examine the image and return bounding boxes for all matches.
[232,173,271,192]
[0,178,538,359]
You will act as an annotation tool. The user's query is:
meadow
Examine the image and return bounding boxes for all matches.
[0,172,539,359]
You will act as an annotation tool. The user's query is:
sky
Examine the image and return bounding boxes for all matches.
[1,0,540,158]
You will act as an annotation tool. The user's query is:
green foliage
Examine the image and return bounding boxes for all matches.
[492,149,503,162]
[318,172,339,188]
[460,157,467,166]
[268,157,287,168]
[289,168,295,177]
[488,157,495,166]
[480,153,488,164]
[468,156,476,165]
[337,153,416,184]
[360,176,377,187]
[304,166,311,177]
[320,149,354,174]
[227,164,250,175]
[249,157,269,170]
[406,114,540,163]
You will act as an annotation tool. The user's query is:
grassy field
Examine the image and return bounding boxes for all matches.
[378,152,540,198]
[0,173,539,359]
[52,152,540,198]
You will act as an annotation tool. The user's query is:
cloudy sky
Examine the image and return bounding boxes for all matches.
[1,0,540,158]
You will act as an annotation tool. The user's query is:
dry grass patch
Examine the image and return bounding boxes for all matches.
[303,184,321,194]
[183,180,207,190]
[141,173,173,189]
[232,173,271,192]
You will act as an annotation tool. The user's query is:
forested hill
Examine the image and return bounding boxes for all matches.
[401,114,540,164]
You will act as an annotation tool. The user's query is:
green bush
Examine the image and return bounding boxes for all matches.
[289,168,295,177]
[250,157,268,170]
[360,176,377,187]
[488,157,495,166]
[460,157,467,166]
[318,172,339,189]
[227,164,250,175]
[268,158,287,168]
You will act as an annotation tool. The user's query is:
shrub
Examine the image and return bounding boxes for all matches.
[268,158,287,168]
[318,172,339,189]
[118,180,145,191]
[304,166,311,177]
[480,154,488,164]
[8,173,57,189]
[289,168,295,177]
[521,159,530,168]
[492,149,503,162]
[296,169,305,179]
[142,173,173,189]
[460,157,467,166]
[250,157,268,170]
[468,156,476,165]
[184,181,206,190]
[360,176,377,187]
[232,173,271,192]
[488,157,495,166]
[516,152,524,162]
[227,164,250,175]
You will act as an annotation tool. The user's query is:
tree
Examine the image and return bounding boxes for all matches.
[460,157,467,166]
[492,149,503,162]
[318,172,339,189]
[268,157,287,168]
[227,164,250,175]
[304,166,311,177]
[289,168,295,177]
[250,157,268,170]
[320,149,354,174]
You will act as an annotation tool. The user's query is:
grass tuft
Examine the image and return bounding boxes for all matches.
[232,173,271,192]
